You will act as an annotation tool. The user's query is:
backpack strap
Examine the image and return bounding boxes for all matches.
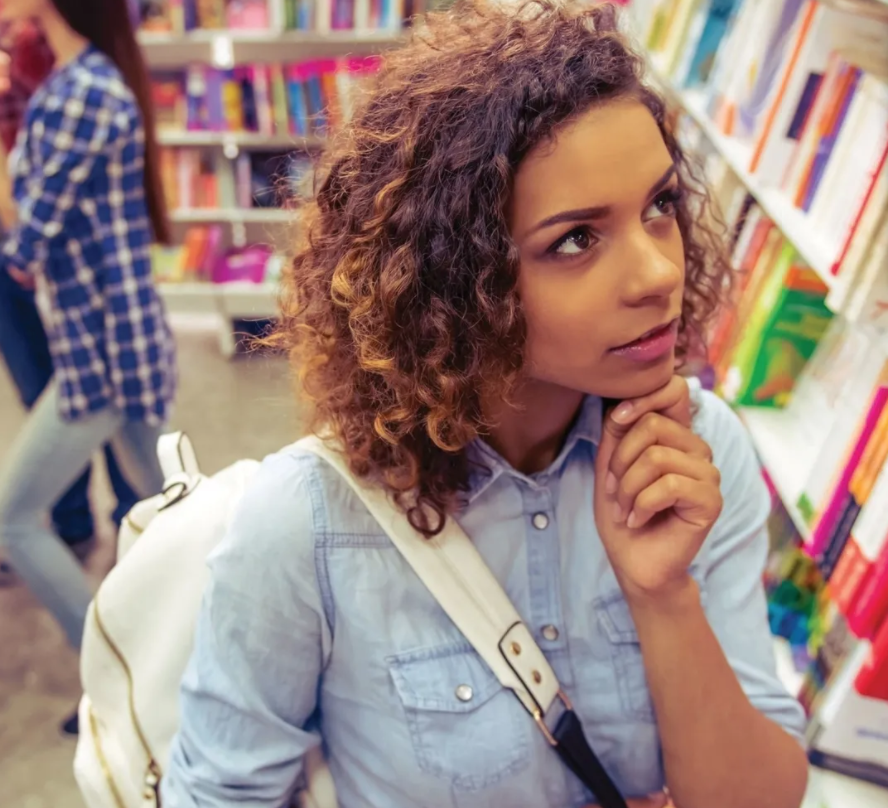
[298,435,628,808]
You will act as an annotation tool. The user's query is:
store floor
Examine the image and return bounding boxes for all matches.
[0,322,299,807]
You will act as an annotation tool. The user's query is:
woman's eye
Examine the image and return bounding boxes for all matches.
[551,226,596,256]
[644,187,683,221]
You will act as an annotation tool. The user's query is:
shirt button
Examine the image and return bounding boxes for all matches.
[542,624,560,642]
[455,684,474,702]
[532,512,550,530]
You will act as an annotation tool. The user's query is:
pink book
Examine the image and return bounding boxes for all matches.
[807,375,888,558]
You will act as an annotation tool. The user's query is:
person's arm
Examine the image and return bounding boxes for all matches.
[162,451,332,808]
[595,379,808,808]
[2,80,114,275]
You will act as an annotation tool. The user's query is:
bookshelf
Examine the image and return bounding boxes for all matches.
[170,207,294,224]
[139,29,404,68]
[650,70,837,287]
[157,130,322,150]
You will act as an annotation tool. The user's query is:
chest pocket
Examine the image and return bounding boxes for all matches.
[594,567,708,723]
[387,641,532,792]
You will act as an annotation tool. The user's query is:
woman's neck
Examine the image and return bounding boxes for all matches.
[40,10,89,68]
[483,380,585,475]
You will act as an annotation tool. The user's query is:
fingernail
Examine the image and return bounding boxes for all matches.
[647,794,669,808]
[612,503,624,523]
[605,471,618,494]
[612,402,634,423]
[626,511,639,529]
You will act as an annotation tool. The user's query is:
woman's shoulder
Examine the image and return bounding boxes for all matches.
[690,380,752,459]
[214,439,388,564]
[41,49,136,122]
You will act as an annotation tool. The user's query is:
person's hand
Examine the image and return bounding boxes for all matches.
[8,266,34,289]
[583,793,670,808]
[593,375,722,601]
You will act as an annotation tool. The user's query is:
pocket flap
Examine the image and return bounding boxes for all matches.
[387,642,503,713]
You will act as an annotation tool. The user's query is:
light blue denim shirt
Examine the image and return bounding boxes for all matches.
[162,387,805,807]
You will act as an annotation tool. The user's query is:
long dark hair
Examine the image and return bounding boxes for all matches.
[51,0,171,244]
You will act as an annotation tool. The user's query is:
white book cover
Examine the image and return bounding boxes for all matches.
[354,0,371,30]
[751,3,888,185]
[798,342,888,521]
[851,459,888,563]
[267,0,286,31]
[316,0,332,34]
[704,0,758,104]
[812,74,888,254]
[834,148,888,288]
[785,319,875,480]
[846,216,888,332]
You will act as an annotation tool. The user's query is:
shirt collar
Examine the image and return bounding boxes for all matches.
[465,395,602,504]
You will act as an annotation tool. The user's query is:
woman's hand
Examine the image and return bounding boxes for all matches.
[593,376,722,601]
[584,794,670,808]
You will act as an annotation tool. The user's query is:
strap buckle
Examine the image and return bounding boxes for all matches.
[533,689,573,747]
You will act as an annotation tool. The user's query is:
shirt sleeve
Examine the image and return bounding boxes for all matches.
[161,450,332,808]
[695,390,807,742]
[2,82,117,273]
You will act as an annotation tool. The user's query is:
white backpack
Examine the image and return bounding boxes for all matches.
[75,433,625,808]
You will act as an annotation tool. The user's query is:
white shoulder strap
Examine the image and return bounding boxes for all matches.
[298,435,565,728]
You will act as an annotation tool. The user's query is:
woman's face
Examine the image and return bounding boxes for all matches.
[0,0,50,23]
[510,99,686,402]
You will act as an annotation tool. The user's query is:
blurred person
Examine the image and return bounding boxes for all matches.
[0,0,175,735]
[0,18,140,584]
[163,2,807,808]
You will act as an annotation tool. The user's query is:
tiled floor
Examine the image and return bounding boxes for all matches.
[0,324,299,807]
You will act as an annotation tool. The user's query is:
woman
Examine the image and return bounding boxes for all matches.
[0,17,140,584]
[0,0,175,734]
[164,2,807,807]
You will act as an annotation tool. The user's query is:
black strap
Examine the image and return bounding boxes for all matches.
[552,709,629,808]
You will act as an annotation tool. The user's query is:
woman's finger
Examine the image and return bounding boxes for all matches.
[607,412,712,485]
[611,374,691,429]
[627,473,722,529]
[614,445,718,523]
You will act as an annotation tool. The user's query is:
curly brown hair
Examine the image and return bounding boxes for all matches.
[273,0,731,534]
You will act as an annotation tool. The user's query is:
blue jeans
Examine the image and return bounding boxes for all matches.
[0,381,164,648]
[0,269,138,539]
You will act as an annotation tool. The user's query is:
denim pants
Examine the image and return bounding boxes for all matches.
[0,268,138,539]
[0,382,164,648]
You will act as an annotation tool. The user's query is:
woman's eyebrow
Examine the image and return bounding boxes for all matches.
[527,164,677,236]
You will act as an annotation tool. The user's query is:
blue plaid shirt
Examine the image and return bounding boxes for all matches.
[2,45,175,424]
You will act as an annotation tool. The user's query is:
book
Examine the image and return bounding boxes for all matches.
[830,460,888,617]
[722,243,833,408]
[818,404,888,579]
[749,1,888,183]
[799,355,888,539]
[678,0,742,88]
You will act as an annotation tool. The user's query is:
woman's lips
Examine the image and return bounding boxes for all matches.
[609,319,679,363]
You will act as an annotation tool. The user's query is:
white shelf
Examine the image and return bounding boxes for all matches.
[739,407,813,540]
[158,130,323,150]
[160,281,278,319]
[170,208,293,224]
[803,767,888,808]
[138,29,404,67]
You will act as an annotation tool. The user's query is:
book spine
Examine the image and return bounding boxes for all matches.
[808,382,888,557]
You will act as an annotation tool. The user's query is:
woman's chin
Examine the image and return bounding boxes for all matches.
[582,354,677,402]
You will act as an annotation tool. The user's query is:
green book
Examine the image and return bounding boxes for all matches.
[725,243,834,408]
